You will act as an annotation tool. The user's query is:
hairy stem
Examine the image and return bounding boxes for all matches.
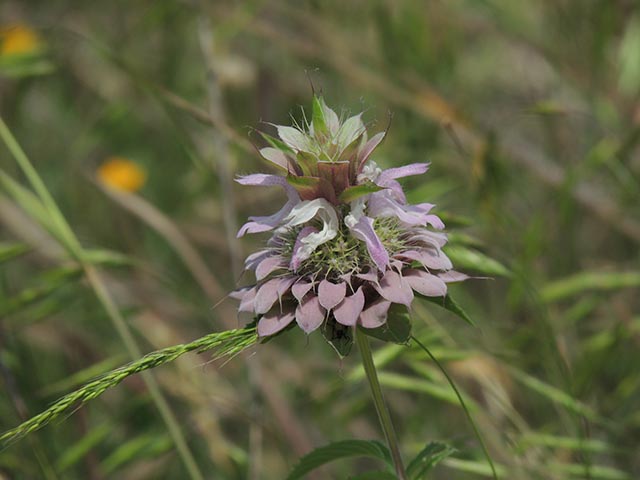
[355,327,407,480]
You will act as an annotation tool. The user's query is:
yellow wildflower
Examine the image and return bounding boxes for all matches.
[98,157,147,193]
[0,24,42,56]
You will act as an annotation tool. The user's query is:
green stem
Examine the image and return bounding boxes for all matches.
[355,327,407,480]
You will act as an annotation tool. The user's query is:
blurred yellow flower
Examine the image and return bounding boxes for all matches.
[98,157,147,193]
[0,24,42,56]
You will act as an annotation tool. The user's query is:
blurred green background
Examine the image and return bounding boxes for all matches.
[1,1,639,479]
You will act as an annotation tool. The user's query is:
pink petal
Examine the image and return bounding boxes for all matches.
[290,226,319,271]
[356,270,380,283]
[410,231,448,248]
[238,287,257,313]
[398,249,452,271]
[348,215,389,271]
[359,299,391,328]
[256,256,285,280]
[357,132,386,173]
[257,306,295,337]
[404,269,448,297]
[438,271,469,283]
[377,163,429,183]
[254,277,295,314]
[333,287,365,326]
[292,280,314,302]
[375,270,414,307]
[244,250,271,270]
[229,287,250,300]
[295,295,326,333]
[318,280,347,310]
[253,279,281,314]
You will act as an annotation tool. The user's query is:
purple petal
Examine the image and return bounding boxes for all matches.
[438,271,469,283]
[404,269,448,297]
[237,198,298,237]
[290,226,319,271]
[348,215,389,271]
[295,295,326,333]
[333,287,365,326]
[257,306,295,337]
[374,270,414,307]
[236,174,300,237]
[256,255,285,280]
[409,231,448,249]
[238,287,257,313]
[318,280,347,310]
[236,173,287,187]
[292,280,314,302]
[359,299,391,328]
[377,163,429,184]
[425,214,445,230]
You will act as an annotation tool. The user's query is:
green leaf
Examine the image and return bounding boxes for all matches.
[363,304,411,344]
[349,471,399,480]
[0,242,30,263]
[540,271,640,303]
[286,439,393,480]
[0,266,83,317]
[407,442,457,479]
[339,181,385,203]
[416,294,475,326]
[322,318,353,358]
[444,245,510,277]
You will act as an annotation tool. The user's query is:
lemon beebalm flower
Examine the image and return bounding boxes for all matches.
[231,96,467,356]
[0,24,42,56]
[98,156,147,193]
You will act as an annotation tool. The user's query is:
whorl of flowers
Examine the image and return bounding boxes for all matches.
[231,96,466,354]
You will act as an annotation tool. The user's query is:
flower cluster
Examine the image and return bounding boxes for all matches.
[232,96,465,353]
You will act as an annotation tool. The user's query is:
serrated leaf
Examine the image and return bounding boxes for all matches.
[407,442,457,479]
[339,181,385,203]
[286,439,393,480]
[444,245,510,277]
[322,318,353,358]
[417,294,475,326]
[363,304,411,344]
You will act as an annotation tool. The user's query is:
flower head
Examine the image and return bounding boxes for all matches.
[98,156,147,193]
[233,96,465,355]
[0,24,42,57]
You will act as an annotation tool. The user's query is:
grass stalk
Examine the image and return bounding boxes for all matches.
[0,115,205,480]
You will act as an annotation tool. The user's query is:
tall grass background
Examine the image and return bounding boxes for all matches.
[1,1,639,478]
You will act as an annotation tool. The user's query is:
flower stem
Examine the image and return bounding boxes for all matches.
[355,327,407,480]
